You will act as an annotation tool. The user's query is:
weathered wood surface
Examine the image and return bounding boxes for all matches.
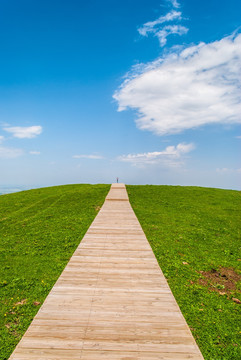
[9,183,204,360]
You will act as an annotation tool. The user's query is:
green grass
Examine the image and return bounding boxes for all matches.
[0,184,110,360]
[1,184,240,360]
[127,185,241,360]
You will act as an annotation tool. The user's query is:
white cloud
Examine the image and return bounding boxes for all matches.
[29,151,41,155]
[235,135,241,139]
[137,4,187,47]
[169,0,180,8]
[138,10,182,37]
[0,135,4,143]
[156,24,188,46]
[3,126,42,139]
[118,143,194,167]
[73,154,104,159]
[0,146,24,158]
[114,33,241,135]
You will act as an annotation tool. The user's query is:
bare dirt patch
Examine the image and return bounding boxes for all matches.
[33,301,41,306]
[14,299,27,306]
[199,267,241,295]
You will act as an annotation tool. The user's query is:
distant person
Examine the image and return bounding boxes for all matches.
[116,177,119,183]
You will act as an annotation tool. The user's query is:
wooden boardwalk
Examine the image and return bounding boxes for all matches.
[9,183,204,360]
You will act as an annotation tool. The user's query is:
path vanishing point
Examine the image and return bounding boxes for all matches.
[9,183,204,360]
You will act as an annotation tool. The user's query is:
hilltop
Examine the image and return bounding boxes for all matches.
[0,184,240,360]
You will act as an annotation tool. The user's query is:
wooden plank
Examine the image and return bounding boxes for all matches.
[9,183,204,360]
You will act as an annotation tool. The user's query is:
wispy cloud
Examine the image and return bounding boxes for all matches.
[169,0,180,8]
[138,0,187,48]
[118,143,194,167]
[216,168,241,174]
[73,154,104,159]
[29,151,41,155]
[3,126,42,139]
[0,135,4,143]
[138,10,182,37]
[155,24,188,46]
[0,146,24,158]
[114,33,241,135]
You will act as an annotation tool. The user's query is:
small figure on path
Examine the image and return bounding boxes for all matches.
[116,177,119,183]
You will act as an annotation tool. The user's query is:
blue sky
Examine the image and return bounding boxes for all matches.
[0,0,240,191]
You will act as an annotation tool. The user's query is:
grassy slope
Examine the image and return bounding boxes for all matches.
[0,184,110,360]
[127,185,241,360]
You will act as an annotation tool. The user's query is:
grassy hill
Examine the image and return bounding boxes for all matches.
[127,185,241,360]
[0,184,240,360]
[0,184,110,359]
